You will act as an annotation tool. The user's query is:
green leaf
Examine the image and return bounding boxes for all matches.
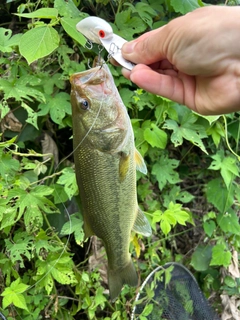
[152,202,191,235]
[19,26,60,64]
[0,152,20,178]
[4,185,57,230]
[194,112,220,125]
[224,275,236,288]
[217,211,240,235]
[152,155,181,190]
[163,185,194,207]
[163,112,208,153]
[35,252,77,293]
[164,202,191,226]
[61,213,84,245]
[21,102,38,129]
[210,243,232,267]
[54,0,83,18]
[144,123,167,149]
[206,178,234,213]
[115,9,147,40]
[57,167,78,199]
[38,92,71,125]
[170,0,203,14]
[5,232,34,267]
[203,220,216,237]
[2,278,29,311]
[191,245,212,271]
[206,121,225,147]
[60,17,86,46]
[0,77,45,102]
[0,28,22,53]
[16,8,59,19]
[209,151,239,189]
[0,100,10,118]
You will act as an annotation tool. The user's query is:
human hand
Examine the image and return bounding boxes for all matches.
[121,6,240,115]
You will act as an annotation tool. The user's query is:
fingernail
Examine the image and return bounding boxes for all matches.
[122,41,136,54]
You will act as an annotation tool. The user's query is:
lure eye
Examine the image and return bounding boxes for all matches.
[80,99,89,110]
[98,30,105,38]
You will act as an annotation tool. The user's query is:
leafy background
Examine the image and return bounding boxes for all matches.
[0,0,239,319]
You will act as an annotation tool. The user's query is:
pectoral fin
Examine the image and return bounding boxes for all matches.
[132,207,152,237]
[119,152,130,182]
[135,148,147,174]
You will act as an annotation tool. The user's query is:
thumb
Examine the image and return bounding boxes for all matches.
[121,27,167,65]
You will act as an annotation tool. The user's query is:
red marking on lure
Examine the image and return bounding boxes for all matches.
[99,30,105,38]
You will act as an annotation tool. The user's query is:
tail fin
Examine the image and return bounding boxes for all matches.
[108,259,138,301]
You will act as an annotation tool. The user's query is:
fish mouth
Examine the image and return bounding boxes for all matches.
[70,65,112,95]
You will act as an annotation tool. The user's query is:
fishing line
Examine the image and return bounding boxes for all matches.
[6,62,107,319]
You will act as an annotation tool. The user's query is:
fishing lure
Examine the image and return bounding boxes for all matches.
[76,16,135,70]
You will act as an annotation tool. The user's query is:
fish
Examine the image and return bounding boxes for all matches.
[70,58,152,300]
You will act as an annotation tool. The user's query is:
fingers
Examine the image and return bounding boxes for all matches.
[121,28,168,65]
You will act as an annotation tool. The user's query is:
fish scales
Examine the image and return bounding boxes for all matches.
[70,58,151,300]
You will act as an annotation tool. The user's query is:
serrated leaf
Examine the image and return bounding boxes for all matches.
[152,155,181,190]
[170,0,203,14]
[16,8,58,19]
[2,289,29,311]
[0,28,22,53]
[35,252,77,291]
[210,244,232,267]
[115,9,147,40]
[0,78,45,102]
[209,151,239,189]
[38,92,71,125]
[61,213,84,245]
[191,245,212,271]
[163,185,194,207]
[60,17,86,46]
[144,123,167,149]
[21,102,38,129]
[19,26,60,64]
[5,233,34,267]
[163,113,208,153]
[5,186,57,230]
[0,152,20,178]
[57,167,78,199]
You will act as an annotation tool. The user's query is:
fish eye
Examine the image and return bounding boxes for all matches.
[80,99,90,110]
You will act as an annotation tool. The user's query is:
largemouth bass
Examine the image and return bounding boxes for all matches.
[70,58,151,300]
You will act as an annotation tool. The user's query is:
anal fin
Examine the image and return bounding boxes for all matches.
[132,207,152,237]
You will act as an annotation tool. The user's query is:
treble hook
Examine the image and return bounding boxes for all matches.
[85,39,93,50]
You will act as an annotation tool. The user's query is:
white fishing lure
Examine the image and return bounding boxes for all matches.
[76,16,135,70]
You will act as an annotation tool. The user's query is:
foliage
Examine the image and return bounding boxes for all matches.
[0,0,239,319]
